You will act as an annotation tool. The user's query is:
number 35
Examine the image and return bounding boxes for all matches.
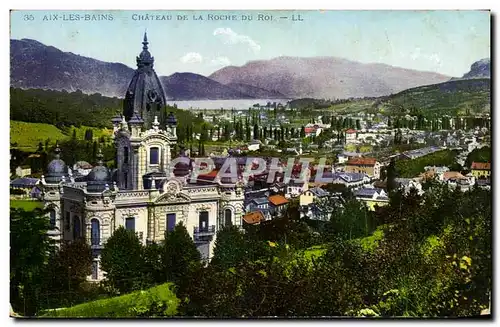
[23,14,34,21]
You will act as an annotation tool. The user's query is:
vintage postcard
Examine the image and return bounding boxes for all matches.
[9,9,491,318]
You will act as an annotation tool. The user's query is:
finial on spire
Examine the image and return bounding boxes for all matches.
[54,141,61,159]
[153,116,160,131]
[97,148,104,165]
[142,30,149,50]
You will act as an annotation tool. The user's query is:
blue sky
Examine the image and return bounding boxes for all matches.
[10,10,490,77]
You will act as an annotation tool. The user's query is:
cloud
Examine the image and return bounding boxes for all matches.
[213,27,261,53]
[409,47,441,65]
[180,52,203,64]
[210,56,231,66]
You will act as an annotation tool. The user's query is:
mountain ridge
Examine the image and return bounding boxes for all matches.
[11,38,469,101]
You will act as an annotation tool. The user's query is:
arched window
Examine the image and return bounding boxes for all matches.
[73,216,81,239]
[224,209,232,227]
[49,210,56,228]
[149,147,160,165]
[91,219,100,246]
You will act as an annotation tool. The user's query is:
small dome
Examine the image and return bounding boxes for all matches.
[45,144,68,184]
[166,112,177,126]
[86,149,111,192]
[87,166,111,183]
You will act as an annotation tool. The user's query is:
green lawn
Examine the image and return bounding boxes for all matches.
[39,283,179,318]
[10,199,44,211]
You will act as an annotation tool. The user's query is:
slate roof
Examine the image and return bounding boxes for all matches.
[309,187,329,197]
[10,177,39,188]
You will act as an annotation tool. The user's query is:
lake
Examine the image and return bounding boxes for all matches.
[169,99,291,110]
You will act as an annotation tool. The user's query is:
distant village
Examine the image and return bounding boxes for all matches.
[11,102,491,225]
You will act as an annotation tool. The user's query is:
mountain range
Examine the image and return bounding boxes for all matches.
[10,38,487,101]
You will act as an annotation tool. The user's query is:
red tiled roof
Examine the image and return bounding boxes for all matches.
[268,194,289,206]
[305,127,316,133]
[198,169,218,178]
[443,171,466,180]
[347,157,377,166]
[346,129,357,134]
[471,162,491,170]
[243,211,264,225]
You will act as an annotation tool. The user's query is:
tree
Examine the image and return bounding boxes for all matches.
[161,222,201,288]
[300,126,306,138]
[253,124,259,140]
[100,227,144,294]
[43,239,92,308]
[211,225,247,270]
[141,242,164,287]
[10,208,56,316]
[386,157,398,193]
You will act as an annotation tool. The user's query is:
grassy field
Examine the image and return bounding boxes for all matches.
[10,199,44,211]
[39,283,179,318]
[10,120,113,152]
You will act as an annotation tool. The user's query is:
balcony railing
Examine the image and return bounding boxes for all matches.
[87,237,108,249]
[193,225,216,242]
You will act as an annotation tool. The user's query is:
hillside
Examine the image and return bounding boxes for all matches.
[209,56,451,99]
[160,73,254,100]
[11,38,133,97]
[10,87,122,128]
[377,78,490,116]
[10,120,113,151]
[226,82,286,99]
[322,78,490,117]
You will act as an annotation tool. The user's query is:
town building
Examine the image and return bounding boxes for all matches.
[15,165,31,177]
[354,188,389,211]
[345,129,357,144]
[344,157,381,179]
[470,162,491,179]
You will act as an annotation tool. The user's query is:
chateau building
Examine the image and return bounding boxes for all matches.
[37,33,245,281]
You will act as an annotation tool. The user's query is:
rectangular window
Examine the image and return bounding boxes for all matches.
[124,146,129,163]
[65,211,70,231]
[149,147,160,165]
[125,217,135,232]
[49,210,56,228]
[166,213,176,232]
[92,261,98,280]
[199,211,209,231]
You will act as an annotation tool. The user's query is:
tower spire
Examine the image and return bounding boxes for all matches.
[54,141,61,159]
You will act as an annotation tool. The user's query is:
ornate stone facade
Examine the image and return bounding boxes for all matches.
[37,34,245,281]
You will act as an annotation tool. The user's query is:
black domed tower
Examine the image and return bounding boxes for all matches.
[123,32,167,129]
